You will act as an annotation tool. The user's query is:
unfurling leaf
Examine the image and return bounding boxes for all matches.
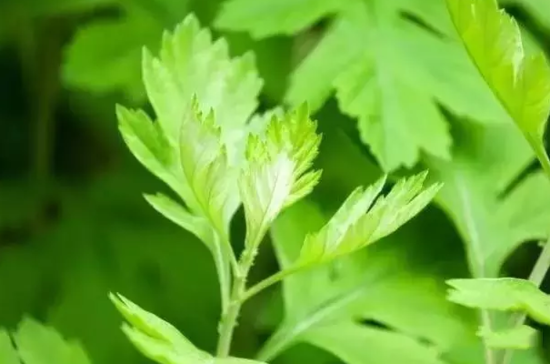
[239,104,322,248]
[446,0,550,165]
[478,325,537,350]
[447,278,550,325]
[298,172,442,265]
[110,293,266,364]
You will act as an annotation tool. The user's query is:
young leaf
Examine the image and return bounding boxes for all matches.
[297,172,442,265]
[239,104,321,248]
[447,278,550,325]
[116,14,263,307]
[217,0,508,171]
[110,293,265,364]
[426,119,550,278]
[0,318,92,364]
[446,0,550,168]
[478,325,537,350]
[258,200,471,362]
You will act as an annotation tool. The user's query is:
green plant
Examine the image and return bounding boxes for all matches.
[111,13,443,364]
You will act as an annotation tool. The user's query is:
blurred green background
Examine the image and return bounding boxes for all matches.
[1,0,550,363]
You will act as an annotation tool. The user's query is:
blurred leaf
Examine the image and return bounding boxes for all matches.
[448,278,550,325]
[63,0,191,99]
[427,119,550,278]
[258,199,471,362]
[110,293,265,364]
[305,322,444,364]
[216,0,343,38]
[297,172,441,266]
[478,324,537,349]
[446,0,550,171]
[217,0,511,171]
[0,317,92,364]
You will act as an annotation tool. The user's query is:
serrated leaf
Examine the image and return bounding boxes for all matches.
[257,200,470,362]
[110,293,266,364]
[221,0,509,170]
[446,0,550,166]
[427,119,550,278]
[116,14,263,308]
[0,317,93,364]
[448,278,550,325]
[239,104,321,248]
[215,0,344,38]
[297,172,441,265]
[478,325,537,350]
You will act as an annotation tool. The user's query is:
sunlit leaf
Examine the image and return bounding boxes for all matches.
[478,324,537,350]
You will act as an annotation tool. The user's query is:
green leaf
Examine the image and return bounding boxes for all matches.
[0,317,92,364]
[215,0,344,38]
[297,172,441,265]
[258,200,470,362]
[219,0,510,170]
[63,0,191,99]
[0,329,19,364]
[447,278,550,324]
[478,325,537,350]
[426,119,550,278]
[110,293,265,364]
[446,0,550,168]
[305,322,445,364]
[116,13,263,308]
[239,104,321,248]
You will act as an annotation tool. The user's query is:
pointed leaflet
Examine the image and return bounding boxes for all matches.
[448,278,550,325]
[217,0,509,170]
[446,0,550,168]
[117,14,262,307]
[478,325,537,350]
[239,104,321,248]
[0,318,92,364]
[257,200,470,362]
[427,119,550,278]
[110,293,266,364]
[297,172,441,266]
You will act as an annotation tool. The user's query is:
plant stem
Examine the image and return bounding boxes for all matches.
[500,236,550,364]
[481,310,497,364]
[216,245,257,357]
[241,266,300,303]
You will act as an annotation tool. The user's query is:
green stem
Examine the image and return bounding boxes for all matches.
[241,266,300,303]
[216,233,262,357]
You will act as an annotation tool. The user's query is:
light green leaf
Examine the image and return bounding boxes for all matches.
[0,329,19,364]
[110,293,265,364]
[223,0,507,170]
[5,317,92,364]
[239,104,321,248]
[427,119,550,278]
[297,172,441,265]
[305,322,445,364]
[478,325,537,350]
[116,13,263,308]
[215,0,344,38]
[447,278,550,325]
[258,200,470,362]
[446,0,550,168]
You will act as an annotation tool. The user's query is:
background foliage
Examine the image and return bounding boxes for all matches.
[2,0,550,363]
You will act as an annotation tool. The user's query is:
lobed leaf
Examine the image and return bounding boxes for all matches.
[297,172,441,265]
[447,278,550,325]
[239,104,322,248]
